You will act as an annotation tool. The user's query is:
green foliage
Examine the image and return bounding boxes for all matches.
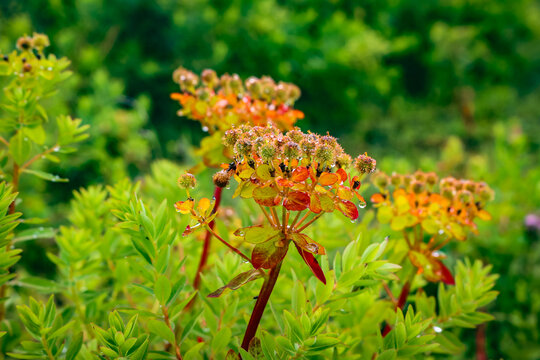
[0,1,537,356]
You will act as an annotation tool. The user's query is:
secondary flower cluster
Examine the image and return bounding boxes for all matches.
[370,171,494,284]
[171,68,304,134]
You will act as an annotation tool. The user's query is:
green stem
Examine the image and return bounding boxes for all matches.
[41,334,55,360]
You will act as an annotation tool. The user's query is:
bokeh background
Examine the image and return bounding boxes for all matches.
[1,0,539,358]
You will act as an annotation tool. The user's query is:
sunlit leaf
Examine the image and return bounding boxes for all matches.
[253,186,280,207]
[283,191,310,211]
[291,167,309,182]
[252,237,289,269]
[234,224,280,244]
[335,199,358,220]
[319,172,339,186]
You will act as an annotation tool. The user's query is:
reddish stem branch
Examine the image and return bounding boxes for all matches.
[241,261,283,351]
[192,186,223,290]
[476,323,487,360]
[382,280,411,337]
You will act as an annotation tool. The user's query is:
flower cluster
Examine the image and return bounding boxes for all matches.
[171,68,303,133]
[175,125,375,283]
[216,126,374,279]
[371,171,494,284]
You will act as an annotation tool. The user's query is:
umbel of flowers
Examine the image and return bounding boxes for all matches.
[175,124,376,350]
[371,171,494,284]
[170,68,304,167]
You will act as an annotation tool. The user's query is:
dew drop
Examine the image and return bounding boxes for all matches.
[47,67,53,71]
[358,202,367,209]
[202,126,209,132]
[306,244,318,253]
[433,326,442,333]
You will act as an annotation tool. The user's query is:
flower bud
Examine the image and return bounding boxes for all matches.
[411,180,425,194]
[457,190,473,204]
[314,144,335,165]
[245,77,262,98]
[391,172,402,187]
[425,172,438,187]
[234,138,253,157]
[259,141,278,162]
[414,171,426,182]
[286,129,303,143]
[178,173,197,189]
[16,36,33,51]
[476,183,494,202]
[336,153,352,169]
[213,170,231,188]
[441,186,455,200]
[223,128,240,148]
[201,69,218,88]
[260,76,276,101]
[374,172,390,190]
[463,180,476,192]
[282,141,300,159]
[287,84,301,103]
[276,82,288,104]
[230,74,244,95]
[31,33,50,50]
[403,175,413,187]
[354,153,376,174]
[440,177,456,188]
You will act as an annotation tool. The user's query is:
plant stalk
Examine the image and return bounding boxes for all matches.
[193,185,223,290]
[241,261,283,350]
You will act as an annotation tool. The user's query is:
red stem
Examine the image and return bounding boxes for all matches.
[476,323,487,360]
[382,280,411,337]
[192,186,223,290]
[241,261,283,350]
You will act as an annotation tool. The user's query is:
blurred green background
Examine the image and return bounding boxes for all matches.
[1,0,539,358]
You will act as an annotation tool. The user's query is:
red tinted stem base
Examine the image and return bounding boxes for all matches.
[382,280,411,337]
[241,261,283,351]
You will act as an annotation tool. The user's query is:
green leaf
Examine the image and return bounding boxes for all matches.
[180,309,203,344]
[252,238,289,269]
[13,227,56,243]
[66,333,83,360]
[17,277,60,293]
[208,269,263,298]
[185,343,205,359]
[154,275,172,305]
[235,224,280,244]
[21,169,68,183]
[147,320,175,344]
[211,327,232,353]
[9,131,32,165]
